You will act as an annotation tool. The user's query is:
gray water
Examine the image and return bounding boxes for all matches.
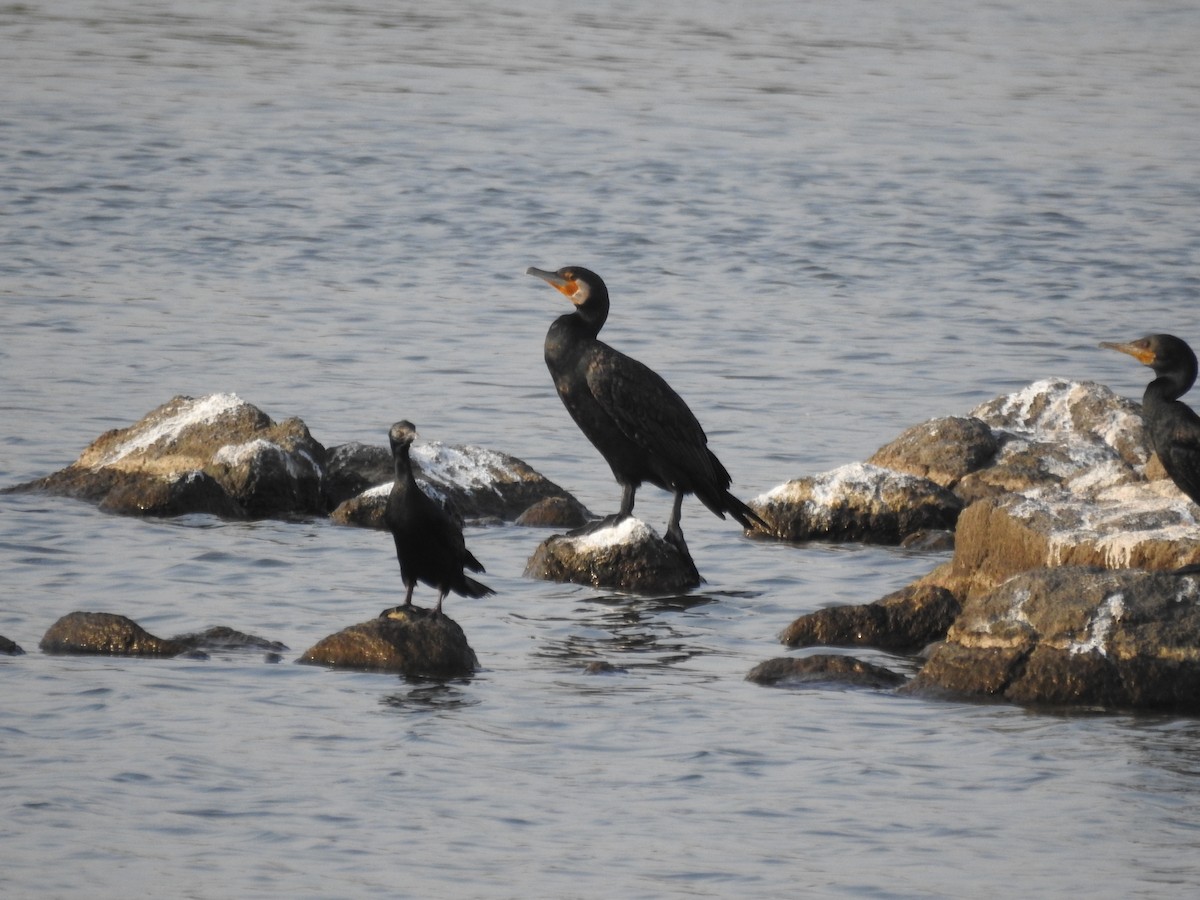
[4,1,1200,896]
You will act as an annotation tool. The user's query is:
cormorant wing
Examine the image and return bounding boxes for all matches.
[584,343,723,482]
[1162,404,1200,505]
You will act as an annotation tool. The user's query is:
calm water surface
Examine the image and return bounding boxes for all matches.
[4,1,1200,896]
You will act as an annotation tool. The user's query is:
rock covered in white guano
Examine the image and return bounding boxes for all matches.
[956,378,1149,503]
[748,463,962,544]
[297,605,478,678]
[922,483,1200,604]
[8,394,327,518]
[330,439,583,526]
[524,517,702,594]
[906,567,1200,710]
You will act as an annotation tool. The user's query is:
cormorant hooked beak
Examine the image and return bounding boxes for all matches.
[527,266,587,304]
[1100,338,1157,367]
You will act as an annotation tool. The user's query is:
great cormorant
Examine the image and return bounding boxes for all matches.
[527,265,766,554]
[1101,333,1200,507]
[383,421,494,613]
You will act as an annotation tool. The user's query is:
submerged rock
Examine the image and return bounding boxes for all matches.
[906,567,1200,710]
[749,463,962,545]
[330,439,583,525]
[779,584,961,654]
[524,517,702,594]
[1,635,25,655]
[40,612,188,658]
[297,605,478,678]
[8,394,327,519]
[171,625,288,654]
[746,654,907,689]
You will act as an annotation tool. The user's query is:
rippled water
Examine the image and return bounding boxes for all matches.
[4,2,1200,896]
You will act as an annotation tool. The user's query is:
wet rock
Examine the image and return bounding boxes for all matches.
[8,394,327,519]
[515,494,593,528]
[906,567,1200,710]
[779,584,961,654]
[926,486,1200,604]
[330,439,580,526]
[171,625,288,654]
[40,611,188,657]
[746,654,907,688]
[583,660,626,674]
[524,517,702,594]
[899,529,955,552]
[1,635,25,655]
[297,605,478,678]
[749,463,962,545]
[867,416,999,488]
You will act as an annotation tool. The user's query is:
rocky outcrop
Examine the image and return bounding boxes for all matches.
[1,635,25,655]
[524,517,702,594]
[330,439,585,526]
[906,567,1200,710]
[8,394,327,519]
[40,611,190,657]
[749,463,962,544]
[297,605,478,678]
[746,654,907,689]
[779,584,960,654]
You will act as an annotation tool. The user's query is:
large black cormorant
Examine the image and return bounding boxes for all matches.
[1101,333,1200,507]
[527,265,766,554]
[383,421,494,613]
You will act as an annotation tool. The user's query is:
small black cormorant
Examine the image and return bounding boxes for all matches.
[1101,333,1200,507]
[527,265,766,554]
[383,421,494,613]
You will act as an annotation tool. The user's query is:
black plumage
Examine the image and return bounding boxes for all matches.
[1101,333,1200,507]
[527,265,766,554]
[383,421,493,613]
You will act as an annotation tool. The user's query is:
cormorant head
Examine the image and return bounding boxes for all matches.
[388,420,418,455]
[526,265,607,308]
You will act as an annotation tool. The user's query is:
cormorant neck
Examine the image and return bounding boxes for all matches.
[1149,356,1197,404]
[572,289,609,337]
[393,443,414,483]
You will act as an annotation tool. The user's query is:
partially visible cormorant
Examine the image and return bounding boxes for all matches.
[1101,333,1200,507]
[527,265,766,554]
[383,421,494,613]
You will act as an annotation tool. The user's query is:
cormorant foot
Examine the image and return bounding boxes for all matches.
[567,512,631,537]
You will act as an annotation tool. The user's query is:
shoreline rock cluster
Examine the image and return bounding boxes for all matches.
[5,381,1200,710]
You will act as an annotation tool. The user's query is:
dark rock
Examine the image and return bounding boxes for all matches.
[749,463,962,545]
[906,567,1200,710]
[747,654,907,688]
[524,517,702,594]
[867,416,999,488]
[899,529,955,551]
[324,441,393,508]
[515,494,593,528]
[779,584,961,653]
[40,611,188,657]
[0,635,25,655]
[8,394,327,519]
[582,660,626,674]
[171,625,288,653]
[297,605,478,678]
[330,439,579,526]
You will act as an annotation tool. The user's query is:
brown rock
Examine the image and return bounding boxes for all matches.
[9,394,327,519]
[297,605,478,677]
[749,463,962,545]
[524,518,701,594]
[867,416,998,488]
[746,654,906,688]
[779,584,961,653]
[906,567,1200,710]
[515,495,593,528]
[40,611,188,657]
